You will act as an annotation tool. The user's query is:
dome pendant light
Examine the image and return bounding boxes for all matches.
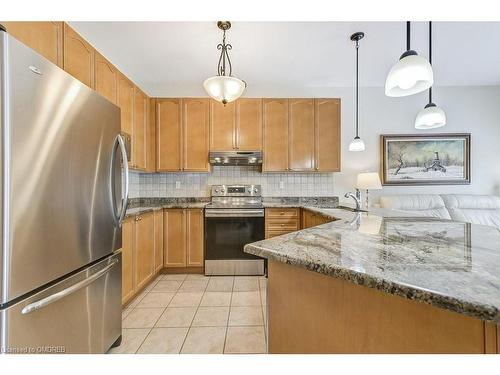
[203,21,247,105]
[415,21,446,129]
[385,21,434,97]
[349,32,366,152]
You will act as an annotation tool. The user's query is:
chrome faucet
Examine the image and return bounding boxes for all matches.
[344,189,361,211]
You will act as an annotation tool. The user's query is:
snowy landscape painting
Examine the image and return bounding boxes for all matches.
[381,134,471,185]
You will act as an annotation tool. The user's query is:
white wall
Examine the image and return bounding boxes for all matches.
[130,85,500,203]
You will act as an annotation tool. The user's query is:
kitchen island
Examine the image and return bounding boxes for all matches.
[244,207,500,353]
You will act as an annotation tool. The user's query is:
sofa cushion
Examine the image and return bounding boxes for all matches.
[441,194,500,228]
[378,194,451,219]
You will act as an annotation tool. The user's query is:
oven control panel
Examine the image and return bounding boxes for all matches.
[210,185,262,197]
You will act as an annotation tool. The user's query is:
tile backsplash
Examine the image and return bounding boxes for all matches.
[128,166,335,198]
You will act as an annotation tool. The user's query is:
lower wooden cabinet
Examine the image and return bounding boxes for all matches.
[121,211,160,305]
[301,208,332,229]
[153,209,164,273]
[164,208,204,269]
[265,208,300,239]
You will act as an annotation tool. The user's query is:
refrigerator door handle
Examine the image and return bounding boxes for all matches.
[21,258,119,315]
[111,134,129,227]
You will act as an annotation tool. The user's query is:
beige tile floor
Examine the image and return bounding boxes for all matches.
[109,274,268,354]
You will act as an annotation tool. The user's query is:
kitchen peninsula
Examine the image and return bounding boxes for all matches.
[245,207,500,354]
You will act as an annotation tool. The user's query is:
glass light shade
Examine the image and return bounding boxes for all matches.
[385,54,434,97]
[356,172,382,190]
[415,104,446,129]
[348,137,365,152]
[203,75,246,104]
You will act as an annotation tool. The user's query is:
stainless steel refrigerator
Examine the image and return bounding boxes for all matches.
[0,28,129,353]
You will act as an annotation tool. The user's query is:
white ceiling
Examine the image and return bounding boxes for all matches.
[70,22,500,97]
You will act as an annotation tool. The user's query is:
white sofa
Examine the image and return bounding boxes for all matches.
[379,194,500,228]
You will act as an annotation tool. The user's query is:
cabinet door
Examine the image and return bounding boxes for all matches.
[121,218,135,305]
[301,210,317,229]
[315,99,341,171]
[186,209,204,267]
[156,99,182,171]
[146,98,157,172]
[237,99,263,151]
[153,209,164,274]
[164,209,186,267]
[3,22,63,67]
[117,73,134,136]
[94,52,118,105]
[183,99,210,171]
[289,99,315,171]
[133,88,147,170]
[135,212,155,290]
[210,100,235,151]
[63,23,94,87]
[263,99,289,171]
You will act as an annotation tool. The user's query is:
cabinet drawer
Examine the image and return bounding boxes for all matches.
[266,229,296,239]
[265,208,300,218]
[266,218,300,231]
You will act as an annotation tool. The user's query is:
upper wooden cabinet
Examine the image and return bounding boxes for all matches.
[94,52,118,105]
[117,73,135,136]
[3,22,63,67]
[183,99,210,172]
[289,99,315,171]
[210,99,263,151]
[146,98,157,173]
[264,98,341,172]
[210,100,235,151]
[315,99,341,171]
[237,99,263,150]
[263,99,289,172]
[63,23,94,88]
[133,88,148,170]
[157,98,209,172]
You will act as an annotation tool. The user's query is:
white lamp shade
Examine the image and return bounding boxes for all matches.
[385,54,434,97]
[415,104,446,129]
[348,137,365,152]
[356,172,382,190]
[203,75,246,104]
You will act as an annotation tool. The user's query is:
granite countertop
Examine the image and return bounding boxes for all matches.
[125,202,208,218]
[245,207,500,323]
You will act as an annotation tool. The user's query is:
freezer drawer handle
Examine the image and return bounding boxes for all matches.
[21,259,119,315]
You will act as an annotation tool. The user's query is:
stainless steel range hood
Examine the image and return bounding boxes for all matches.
[209,151,263,166]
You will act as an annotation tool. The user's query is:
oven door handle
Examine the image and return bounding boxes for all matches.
[205,209,264,218]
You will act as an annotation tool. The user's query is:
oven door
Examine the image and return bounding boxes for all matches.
[204,209,265,276]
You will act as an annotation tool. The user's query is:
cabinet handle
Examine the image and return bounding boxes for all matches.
[280,223,285,226]
[280,212,285,215]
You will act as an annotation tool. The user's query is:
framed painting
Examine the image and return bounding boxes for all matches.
[380,134,471,185]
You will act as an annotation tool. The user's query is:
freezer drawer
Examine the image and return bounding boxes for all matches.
[0,253,122,354]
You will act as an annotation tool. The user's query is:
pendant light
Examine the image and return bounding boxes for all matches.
[385,22,434,97]
[415,21,446,129]
[349,32,366,152]
[203,21,246,105]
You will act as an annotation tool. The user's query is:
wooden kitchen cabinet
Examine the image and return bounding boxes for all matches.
[3,21,63,67]
[263,99,289,171]
[133,87,148,170]
[164,209,186,267]
[315,98,341,171]
[265,208,300,239]
[289,98,315,171]
[301,208,332,229]
[153,209,164,273]
[237,99,263,150]
[210,100,236,151]
[117,73,135,136]
[183,99,210,171]
[164,208,205,271]
[146,98,157,172]
[186,209,204,267]
[157,98,182,171]
[121,218,135,305]
[63,23,94,88]
[134,212,155,290]
[94,51,118,105]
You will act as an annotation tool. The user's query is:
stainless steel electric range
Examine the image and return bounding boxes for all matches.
[204,185,265,276]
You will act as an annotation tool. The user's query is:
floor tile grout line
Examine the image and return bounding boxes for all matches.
[222,276,236,354]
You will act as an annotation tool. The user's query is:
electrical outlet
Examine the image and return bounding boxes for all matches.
[279,181,285,189]
[175,181,181,189]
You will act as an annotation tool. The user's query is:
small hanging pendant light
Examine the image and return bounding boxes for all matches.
[203,21,247,105]
[385,22,434,97]
[415,21,446,129]
[349,32,366,152]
